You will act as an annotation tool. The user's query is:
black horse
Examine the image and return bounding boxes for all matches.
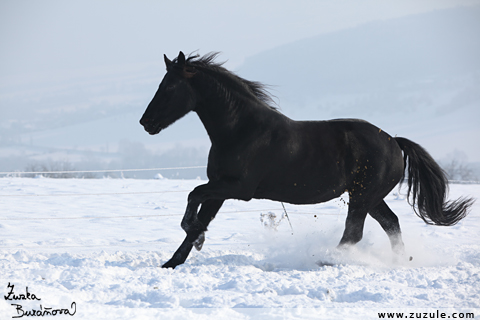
[140,51,474,269]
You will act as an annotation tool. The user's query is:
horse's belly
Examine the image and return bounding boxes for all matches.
[253,181,340,205]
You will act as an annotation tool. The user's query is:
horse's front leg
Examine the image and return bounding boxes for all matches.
[191,199,225,251]
[181,198,225,251]
[161,235,194,269]
[161,201,200,269]
[162,199,224,269]
[162,180,253,269]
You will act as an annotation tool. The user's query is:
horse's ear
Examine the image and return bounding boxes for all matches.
[177,51,186,67]
[164,54,173,69]
[177,51,196,78]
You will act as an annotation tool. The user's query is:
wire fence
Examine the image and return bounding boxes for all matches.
[1,164,478,251]
[0,209,343,222]
[0,166,344,232]
[0,165,348,224]
[448,180,480,185]
[0,190,191,197]
[0,165,207,176]
[0,173,345,250]
[1,165,478,183]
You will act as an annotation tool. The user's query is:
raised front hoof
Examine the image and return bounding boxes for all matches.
[193,232,205,251]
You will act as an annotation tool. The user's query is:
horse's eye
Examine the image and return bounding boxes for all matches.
[166,85,175,92]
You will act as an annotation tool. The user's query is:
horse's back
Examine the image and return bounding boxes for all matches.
[300,118,404,185]
[294,118,401,162]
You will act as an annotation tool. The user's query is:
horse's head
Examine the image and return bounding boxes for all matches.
[140,51,197,135]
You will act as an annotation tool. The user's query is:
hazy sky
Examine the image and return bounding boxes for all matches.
[1,0,479,81]
[1,0,479,169]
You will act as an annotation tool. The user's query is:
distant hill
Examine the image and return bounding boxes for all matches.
[239,6,480,101]
[238,6,480,165]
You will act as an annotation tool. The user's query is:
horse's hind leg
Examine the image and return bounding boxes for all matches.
[368,200,406,256]
[162,199,224,269]
[338,203,369,248]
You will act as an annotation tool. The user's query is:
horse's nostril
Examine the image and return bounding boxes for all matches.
[140,118,149,126]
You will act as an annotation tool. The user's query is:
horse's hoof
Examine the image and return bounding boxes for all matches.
[161,260,178,269]
[194,232,205,251]
[336,243,352,251]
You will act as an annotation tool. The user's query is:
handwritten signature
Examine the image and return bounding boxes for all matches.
[5,283,76,318]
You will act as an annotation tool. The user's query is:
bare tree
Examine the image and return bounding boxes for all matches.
[25,160,77,178]
[442,150,478,181]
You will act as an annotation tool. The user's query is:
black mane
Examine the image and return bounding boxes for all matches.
[174,52,277,110]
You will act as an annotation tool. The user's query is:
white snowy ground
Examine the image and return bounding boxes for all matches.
[0,177,478,319]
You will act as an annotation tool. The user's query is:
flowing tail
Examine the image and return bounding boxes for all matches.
[395,137,475,226]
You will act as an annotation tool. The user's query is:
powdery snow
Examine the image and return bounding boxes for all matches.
[0,177,479,319]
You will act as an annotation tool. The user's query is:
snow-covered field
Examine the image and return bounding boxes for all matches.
[0,177,479,319]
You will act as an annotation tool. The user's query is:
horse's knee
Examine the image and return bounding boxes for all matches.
[181,217,206,233]
[180,200,205,233]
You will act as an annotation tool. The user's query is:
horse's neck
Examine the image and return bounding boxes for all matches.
[193,77,276,146]
[194,100,245,146]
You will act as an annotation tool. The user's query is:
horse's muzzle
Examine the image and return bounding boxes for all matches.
[139,117,162,135]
